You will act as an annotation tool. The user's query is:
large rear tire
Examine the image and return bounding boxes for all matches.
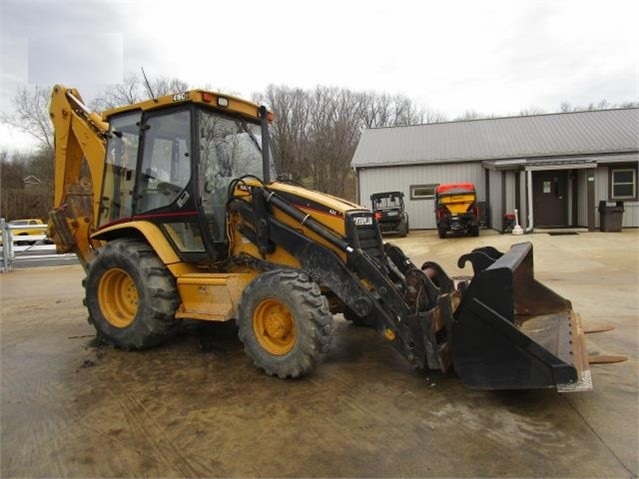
[83,239,180,349]
[237,269,334,378]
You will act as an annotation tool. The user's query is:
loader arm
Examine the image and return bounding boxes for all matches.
[232,183,459,372]
[48,85,109,269]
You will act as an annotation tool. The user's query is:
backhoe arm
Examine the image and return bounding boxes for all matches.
[48,85,109,270]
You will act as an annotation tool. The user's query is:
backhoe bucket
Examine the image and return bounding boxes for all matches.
[453,242,591,392]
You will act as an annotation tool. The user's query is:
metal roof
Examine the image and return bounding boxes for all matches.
[351,108,639,168]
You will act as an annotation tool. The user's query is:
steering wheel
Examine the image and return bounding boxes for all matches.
[157,182,182,196]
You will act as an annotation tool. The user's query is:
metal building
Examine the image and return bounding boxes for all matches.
[351,108,639,231]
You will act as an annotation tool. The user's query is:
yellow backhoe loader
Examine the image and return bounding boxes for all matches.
[48,85,593,391]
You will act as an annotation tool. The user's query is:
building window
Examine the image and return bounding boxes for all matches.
[610,166,637,200]
[410,184,439,200]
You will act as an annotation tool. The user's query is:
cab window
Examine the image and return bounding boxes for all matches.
[99,112,141,226]
[136,110,191,214]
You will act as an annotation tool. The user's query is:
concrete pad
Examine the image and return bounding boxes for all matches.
[1,229,637,477]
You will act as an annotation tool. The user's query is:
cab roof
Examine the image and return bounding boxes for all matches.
[102,90,272,123]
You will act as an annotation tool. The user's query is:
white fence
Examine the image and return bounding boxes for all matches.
[1,218,50,273]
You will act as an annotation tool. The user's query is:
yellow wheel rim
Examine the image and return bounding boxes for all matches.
[98,268,138,328]
[253,298,296,355]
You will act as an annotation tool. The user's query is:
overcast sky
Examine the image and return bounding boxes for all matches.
[1,0,637,152]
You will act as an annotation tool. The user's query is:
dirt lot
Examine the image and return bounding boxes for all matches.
[1,230,637,478]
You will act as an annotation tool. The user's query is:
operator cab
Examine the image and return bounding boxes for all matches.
[98,93,275,261]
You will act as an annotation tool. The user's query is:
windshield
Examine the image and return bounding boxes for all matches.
[197,108,275,241]
[198,109,274,182]
[372,195,403,210]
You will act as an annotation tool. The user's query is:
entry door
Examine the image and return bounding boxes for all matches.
[533,170,568,227]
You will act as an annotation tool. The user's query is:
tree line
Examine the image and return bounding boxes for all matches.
[1,74,637,221]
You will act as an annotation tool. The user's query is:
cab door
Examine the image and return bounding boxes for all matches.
[99,112,142,226]
[134,108,206,257]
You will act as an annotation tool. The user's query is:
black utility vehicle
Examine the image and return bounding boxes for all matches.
[370,191,409,237]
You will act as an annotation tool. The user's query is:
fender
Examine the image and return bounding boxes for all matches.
[92,221,181,266]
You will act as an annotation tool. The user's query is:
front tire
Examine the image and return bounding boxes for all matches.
[237,269,334,378]
[83,239,180,349]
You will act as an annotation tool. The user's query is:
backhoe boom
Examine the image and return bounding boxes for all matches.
[48,86,109,269]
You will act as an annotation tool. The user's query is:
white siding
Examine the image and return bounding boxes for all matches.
[505,171,516,213]
[567,171,575,225]
[357,163,485,229]
[577,169,590,227]
[488,169,502,231]
[594,166,609,209]
[622,203,639,226]
[519,172,529,230]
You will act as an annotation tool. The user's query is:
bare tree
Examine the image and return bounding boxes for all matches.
[0,149,53,220]
[1,86,53,152]
[423,107,448,124]
[392,94,424,126]
[359,92,395,128]
[519,106,546,116]
[558,99,637,113]
[151,76,190,97]
[89,73,190,111]
[259,85,311,183]
[358,92,442,128]
[306,87,362,197]
[257,85,439,198]
[89,73,143,111]
[559,101,573,113]
[455,109,493,121]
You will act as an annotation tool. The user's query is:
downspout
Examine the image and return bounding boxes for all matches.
[525,169,534,232]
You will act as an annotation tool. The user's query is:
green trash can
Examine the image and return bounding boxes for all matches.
[598,201,624,232]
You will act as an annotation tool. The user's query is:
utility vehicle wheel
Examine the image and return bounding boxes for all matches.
[344,307,376,328]
[470,225,480,237]
[398,220,408,238]
[438,227,446,239]
[83,239,180,349]
[237,269,334,378]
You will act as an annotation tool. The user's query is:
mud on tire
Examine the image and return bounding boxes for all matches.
[83,238,180,349]
[237,269,334,379]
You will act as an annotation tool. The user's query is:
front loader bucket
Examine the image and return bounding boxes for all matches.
[453,242,591,392]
